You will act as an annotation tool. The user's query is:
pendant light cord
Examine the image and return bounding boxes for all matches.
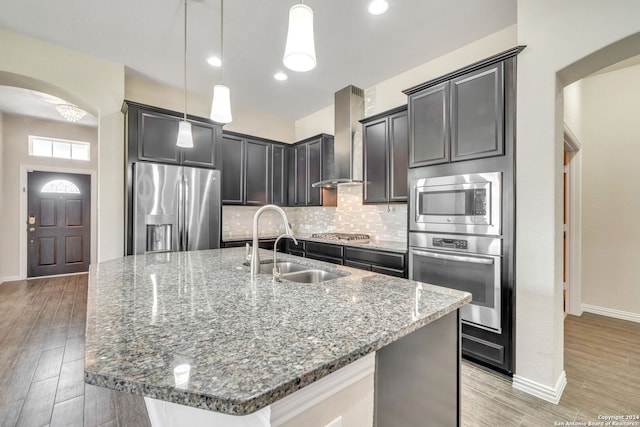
[220,0,224,83]
[184,0,188,121]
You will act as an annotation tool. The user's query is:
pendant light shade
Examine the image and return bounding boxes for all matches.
[209,0,232,124]
[177,0,194,147]
[177,121,194,148]
[283,4,316,72]
[210,84,233,124]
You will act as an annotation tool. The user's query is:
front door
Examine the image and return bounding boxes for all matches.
[27,171,91,277]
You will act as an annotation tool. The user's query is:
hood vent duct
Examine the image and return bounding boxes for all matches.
[312,85,364,188]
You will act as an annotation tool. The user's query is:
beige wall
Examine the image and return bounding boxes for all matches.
[0,112,4,277]
[0,28,125,268]
[565,65,640,316]
[0,114,98,281]
[125,75,296,143]
[516,0,640,398]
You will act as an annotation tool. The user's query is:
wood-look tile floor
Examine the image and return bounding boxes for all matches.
[0,275,149,427]
[0,275,638,426]
[461,312,640,426]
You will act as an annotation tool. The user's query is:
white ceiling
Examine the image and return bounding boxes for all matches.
[0,0,517,122]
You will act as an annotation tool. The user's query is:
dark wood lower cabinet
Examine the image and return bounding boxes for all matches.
[305,242,344,265]
[280,240,407,278]
[221,239,278,250]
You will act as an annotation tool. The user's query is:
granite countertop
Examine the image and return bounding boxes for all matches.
[85,248,470,416]
[222,234,408,253]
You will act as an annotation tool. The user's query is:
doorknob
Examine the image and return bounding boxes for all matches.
[28,227,36,232]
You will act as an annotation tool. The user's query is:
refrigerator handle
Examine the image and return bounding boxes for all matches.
[184,176,189,250]
[177,176,183,251]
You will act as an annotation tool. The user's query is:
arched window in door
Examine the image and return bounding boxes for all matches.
[40,179,81,194]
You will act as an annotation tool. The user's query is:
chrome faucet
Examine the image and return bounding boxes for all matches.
[249,205,296,276]
[272,233,298,281]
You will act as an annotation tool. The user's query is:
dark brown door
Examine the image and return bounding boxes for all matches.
[27,171,91,277]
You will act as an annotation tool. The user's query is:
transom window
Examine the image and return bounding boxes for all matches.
[41,179,81,194]
[28,136,91,161]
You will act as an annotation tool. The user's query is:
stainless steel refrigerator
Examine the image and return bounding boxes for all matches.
[132,162,221,254]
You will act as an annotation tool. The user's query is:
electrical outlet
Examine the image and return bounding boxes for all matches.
[325,416,342,427]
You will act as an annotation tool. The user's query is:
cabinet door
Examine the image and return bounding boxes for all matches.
[138,111,180,164]
[409,82,449,167]
[307,139,322,206]
[293,144,307,206]
[363,118,388,203]
[271,145,288,206]
[182,121,218,168]
[389,111,408,202]
[245,139,269,205]
[221,134,244,204]
[450,63,504,161]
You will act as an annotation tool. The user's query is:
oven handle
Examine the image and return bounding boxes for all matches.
[412,249,494,265]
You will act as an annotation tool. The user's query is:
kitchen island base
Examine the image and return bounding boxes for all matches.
[375,310,459,427]
[144,353,375,427]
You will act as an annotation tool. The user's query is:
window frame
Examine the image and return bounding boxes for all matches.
[28,135,91,161]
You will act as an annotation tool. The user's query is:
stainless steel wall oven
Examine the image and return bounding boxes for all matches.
[409,233,502,332]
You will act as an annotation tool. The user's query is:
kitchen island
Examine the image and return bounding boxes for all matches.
[85,248,470,426]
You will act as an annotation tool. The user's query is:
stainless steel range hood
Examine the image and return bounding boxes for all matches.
[312,85,364,188]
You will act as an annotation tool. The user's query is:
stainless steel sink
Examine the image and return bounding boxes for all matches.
[259,261,308,274]
[278,269,343,284]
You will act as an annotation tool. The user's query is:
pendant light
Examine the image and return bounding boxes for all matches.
[283,1,316,72]
[177,0,194,148]
[210,0,232,124]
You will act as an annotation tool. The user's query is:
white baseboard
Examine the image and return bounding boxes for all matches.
[513,371,567,404]
[582,304,640,323]
[1,276,21,284]
[270,352,375,426]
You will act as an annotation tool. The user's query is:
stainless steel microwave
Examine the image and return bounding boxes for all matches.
[409,172,501,235]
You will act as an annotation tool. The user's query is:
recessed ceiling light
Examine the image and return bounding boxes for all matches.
[207,56,222,67]
[368,0,389,15]
[274,72,288,81]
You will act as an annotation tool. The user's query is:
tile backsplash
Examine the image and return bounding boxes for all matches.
[222,184,407,243]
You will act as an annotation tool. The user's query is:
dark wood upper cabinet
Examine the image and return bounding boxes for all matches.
[408,82,449,168]
[244,138,269,205]
[450,62,504,162]
[123,100,221,169]
[307,138,322,206]
[137,111,181,164]
[293,144,307,206]
[289,134,333,207]
[404,50,517,168]
[182,121,220,168]
[389,110,409,201]
[362,106,408,204]
[221,132,280,206]
[363,118,388,203]
[220,133,244,204]
[271,145,287,206]
[221,132,289,206]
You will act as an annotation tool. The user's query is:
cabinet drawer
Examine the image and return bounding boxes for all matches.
[344,247,405,271]
[462,333,505,366]
[286,240,305,252]
[306,242,343,259]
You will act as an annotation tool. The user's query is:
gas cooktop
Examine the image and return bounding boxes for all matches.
[311,233,370,242]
